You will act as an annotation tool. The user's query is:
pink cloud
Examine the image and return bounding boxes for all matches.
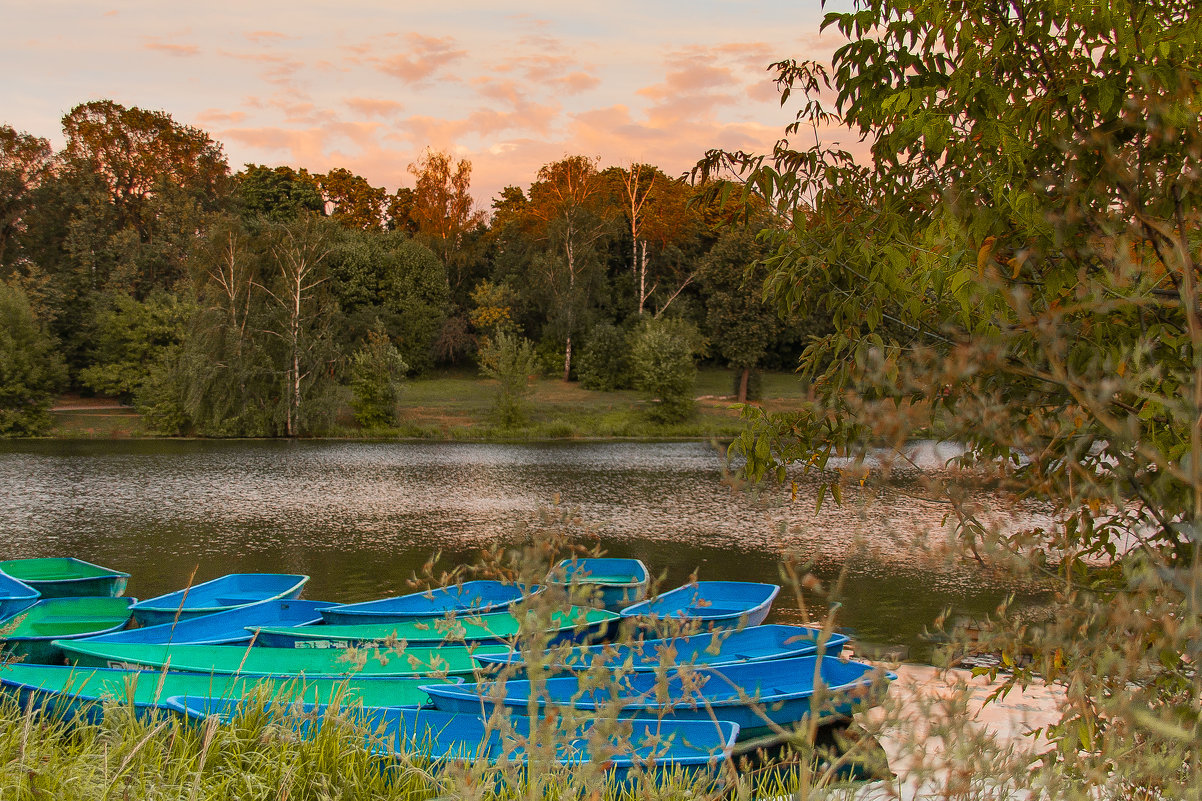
[143,37,200,57]
[363,34,466,84]
[244,30,295,44]
[196,108,248,125]
[344,97,404,118]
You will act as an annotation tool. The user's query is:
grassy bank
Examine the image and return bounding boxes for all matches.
[47,368,806,440]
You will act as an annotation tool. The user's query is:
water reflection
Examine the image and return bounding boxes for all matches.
[0,440,1050,659]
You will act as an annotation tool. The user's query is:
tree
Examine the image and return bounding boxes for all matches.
[628,317,701,423]
[0,281,66,436]
[0,125,53,265]
[78,289,192,401]
[700,0,1202,790]
[349,321,407,429]
[235,165,324,223]
[526,156,611,381]
[408,149,486,291]
[479,332,538,428]
[698,226,777,402]
[318,168,385,230]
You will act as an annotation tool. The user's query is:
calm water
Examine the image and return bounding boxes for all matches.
[0,440,1050,660]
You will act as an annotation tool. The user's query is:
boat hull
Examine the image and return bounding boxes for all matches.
[618,581,780,632]
[81,599,334,645]
[0,573,39,620]
[320,580,540,625]
[547,558,650,612]
[2,597,135,665]
[0,558,129,599]
[423,655,891,740]
[130,573,311,627]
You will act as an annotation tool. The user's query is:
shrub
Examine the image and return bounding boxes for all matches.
[577,323,630,391]
[349,323,408,429]
[0,281,66,436]
[628,317,702,423]
[478,332,538,428]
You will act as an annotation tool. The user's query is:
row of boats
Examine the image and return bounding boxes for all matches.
[0,556,892,783]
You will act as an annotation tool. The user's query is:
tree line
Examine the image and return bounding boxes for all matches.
[0,100,820,436]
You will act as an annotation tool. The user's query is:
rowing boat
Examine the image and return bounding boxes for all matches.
[80,599,333,645]
[422,655,891,739]
[320,580,540,625]
[130,573,310,627]
[0,558,129,598]
[1,597,135,663]
[253,606,616,649]
[0,663,459,724]
[169,698,738,785]
[619,581,780,631]
[57,640,488,677]
[547,558,650,611]
[0,572,39,619]
[473,624,851,673]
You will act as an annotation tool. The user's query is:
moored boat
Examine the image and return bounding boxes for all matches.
[253,606,616,649]
[169,698,738,785]
[319,580,540,625]
[547,558,650,611]
[0,572,39,619]
[473,624,851,674]
[129,573,310,627]
[0,558,129,599]
[619,581,780,631]
[1,597,135,663]
[0,663,459,724]
[422,655,891,739]
[56,640,487,677]
[80,598,333,645]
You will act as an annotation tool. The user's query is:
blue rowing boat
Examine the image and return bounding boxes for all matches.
[0,572,39,619]
[422,655,891,739]
[79,599,333,645]
[619,581,780,631]
[547,558,650,611]
[0,558,129,598]
[130,573,310,627]
[168,698,737,785]
[0,664,460,724]
[473,624,850,674]
[319,580,540,625]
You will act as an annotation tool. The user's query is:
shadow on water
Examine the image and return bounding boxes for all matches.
[0,439,1051,661]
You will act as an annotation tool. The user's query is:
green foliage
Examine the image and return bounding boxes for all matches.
[478,332,538,427]
[577,323,631,391]
[235,164,323,223]
[350,322,408,429]
[628,317,702,422]
[0,280,66,436]
[78,289,193,401]
[699,0,1202,789]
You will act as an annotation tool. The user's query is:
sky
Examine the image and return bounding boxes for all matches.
[3,1,860,207]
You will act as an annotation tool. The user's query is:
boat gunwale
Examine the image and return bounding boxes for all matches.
[618,581,781,623]
[4,598,136,643]
[547,559,651,590]
[0,557,131,585]
[130,574,311,615]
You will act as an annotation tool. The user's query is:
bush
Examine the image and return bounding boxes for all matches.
[349,323,408,429]
[478,332,538,428]
[577,323,630,391]
[0,281,66,436]
[628,317,702,423]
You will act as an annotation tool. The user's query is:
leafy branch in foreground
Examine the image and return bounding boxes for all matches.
[697,0,1201,794]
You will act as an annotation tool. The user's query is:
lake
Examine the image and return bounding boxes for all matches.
[0,439,1049,661]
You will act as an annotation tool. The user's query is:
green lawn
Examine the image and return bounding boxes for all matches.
[47,368,807,440]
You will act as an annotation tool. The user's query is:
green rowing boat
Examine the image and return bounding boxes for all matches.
[0,558,129,598]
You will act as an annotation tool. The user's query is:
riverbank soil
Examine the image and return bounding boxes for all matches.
[49,394,142,437]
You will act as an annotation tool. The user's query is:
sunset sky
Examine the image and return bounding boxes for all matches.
[4,1,858,207]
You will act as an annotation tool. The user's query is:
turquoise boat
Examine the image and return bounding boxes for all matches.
[130,573,311,627]
[320,580,541,625]
[473,624,851,673]
[253,606,616,649]
[1,597,135,664]
[57,640,487,677]
[81,599,333,645]
[0,573,39,619]
[547,558,650,611]
[0,664,459,724]
[422,655,892,739]
[0,558,129,598]
[170,698,738,785]
[619,581,780,631]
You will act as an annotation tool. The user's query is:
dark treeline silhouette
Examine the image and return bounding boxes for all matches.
[0,100,824,436]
